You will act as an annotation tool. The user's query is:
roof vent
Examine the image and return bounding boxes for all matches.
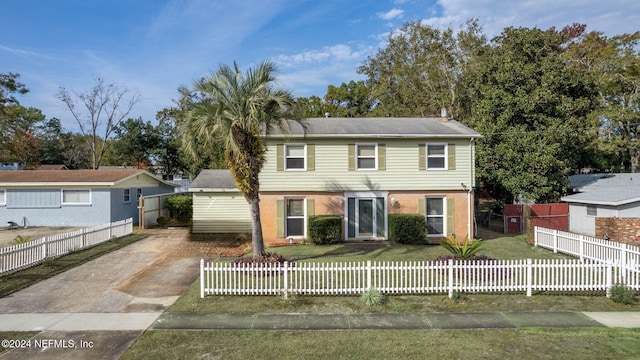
[325,112,331,118]
[439,107,449,122]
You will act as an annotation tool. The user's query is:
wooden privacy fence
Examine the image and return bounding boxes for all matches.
[534,226,640,271]
[200,258,639,299]
[0,218,133,275]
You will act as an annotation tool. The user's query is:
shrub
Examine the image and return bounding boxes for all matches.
[360,288,384,306]
[165,195,192,221]
[388,214,427,244]
[308,215,343,245]
[609,283,636,304]
[440,235,482,260]
[233,252,294,276]
[450,291,467,303]
[157,216,170,227]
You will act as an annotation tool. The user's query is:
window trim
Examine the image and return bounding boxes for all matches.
[123,188,131,203]
[284,143,307,171]
[0,189,5,206]
[586,204,597,216]
[61,189,92,205]
[356,143,378,171]
[285,197,306,238]
[426,143,448,170]
[426,196,446,237]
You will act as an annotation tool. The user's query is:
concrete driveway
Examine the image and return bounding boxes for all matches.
[0,228,220,359]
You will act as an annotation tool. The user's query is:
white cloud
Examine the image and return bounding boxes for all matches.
[378,8,405,20]
[431,0,640,38]
[274,44,372,68]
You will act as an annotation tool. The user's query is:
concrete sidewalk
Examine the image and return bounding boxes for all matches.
[2,311,640,332]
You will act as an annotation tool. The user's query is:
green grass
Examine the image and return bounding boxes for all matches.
[246,234,571,262]
[0,332,39,354]
[122,328,640,360]
[170,234,639,314]
[0,234,147,298]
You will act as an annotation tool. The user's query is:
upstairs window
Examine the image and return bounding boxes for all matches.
[356,144,377,170]
[124,189,131,202]
[0,189,5,205]
[426,144,447,170]
[62,189,91,205]
[587,204,597,216]
[285,144,306,170]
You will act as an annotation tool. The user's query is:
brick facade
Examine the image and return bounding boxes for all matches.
[595,217,640,245]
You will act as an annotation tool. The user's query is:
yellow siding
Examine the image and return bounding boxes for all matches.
[261,138,474,192]
[192,192,252,233]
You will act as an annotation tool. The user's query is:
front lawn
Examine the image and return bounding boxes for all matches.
[123,328,640,360]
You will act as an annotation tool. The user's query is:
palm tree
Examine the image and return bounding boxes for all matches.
[181,61,302,257]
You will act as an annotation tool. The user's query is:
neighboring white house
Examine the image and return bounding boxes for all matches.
[189,169,252,234]
[562,173,640,236]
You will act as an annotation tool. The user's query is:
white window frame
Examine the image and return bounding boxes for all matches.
[356,143,378,171]
[61,189,91,205]
[426,143,448,170]
[285,197,306,238]
[426,196,446,237]
[136,188,143,200]
[284,143,307,171]
[0,189,5,206]
[586,204,597,216]
[123,188,131,203]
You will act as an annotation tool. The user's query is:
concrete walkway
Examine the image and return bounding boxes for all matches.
[1,311,640,333]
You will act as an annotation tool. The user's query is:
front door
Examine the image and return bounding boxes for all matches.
[356,198,375,237]
[346,194,387,240]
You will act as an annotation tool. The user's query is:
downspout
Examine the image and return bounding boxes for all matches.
[469,138,475,239]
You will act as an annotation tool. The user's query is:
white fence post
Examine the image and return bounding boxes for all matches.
[620,243,628,284]
[606,260,613,298]
[579,234,584,262]
[41,237,47,260]
[448,259,454,298]
[283,261,289,299]
[200,259,205,299]
[534,226,539,247]
[367,260,372,290]
[526,258,532,296]
[552,229,558,253]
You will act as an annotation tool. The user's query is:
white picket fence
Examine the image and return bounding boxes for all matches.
[0,218,133,275]
[200,258,640,299]
[534,226,640,270]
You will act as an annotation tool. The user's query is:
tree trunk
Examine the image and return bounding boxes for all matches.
[249,196,266,257]
[632,149,640,173]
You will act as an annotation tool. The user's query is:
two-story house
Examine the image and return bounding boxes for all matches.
[191,116,481,245]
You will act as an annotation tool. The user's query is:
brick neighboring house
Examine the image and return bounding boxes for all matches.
[0,169,176,227]
[562,173,640,242]
[192,116,481,245]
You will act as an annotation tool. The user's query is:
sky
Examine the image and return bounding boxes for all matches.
[2,0,639,132]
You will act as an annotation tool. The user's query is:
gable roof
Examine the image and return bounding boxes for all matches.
[562,173,640,206]
[267,117,482,139]
[0,169,176,187]
[189,170,238,192]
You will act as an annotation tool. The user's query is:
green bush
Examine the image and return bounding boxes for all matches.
[388,213,427,244]
[609,283,636,304]
[308,215,343,245]
[440,235,483,260]
[360,288,384,306]
[165,195,192,221]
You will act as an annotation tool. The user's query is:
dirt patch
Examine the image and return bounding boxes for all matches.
[0,226,83,248]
